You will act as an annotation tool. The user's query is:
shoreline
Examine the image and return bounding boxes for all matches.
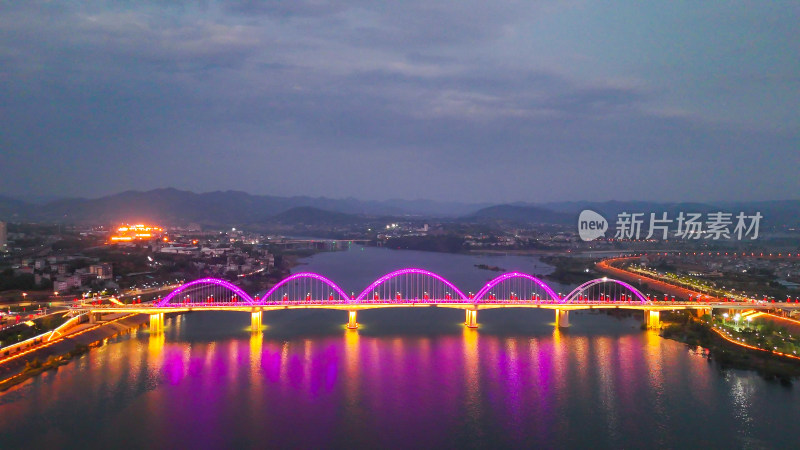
[660,318,800,381]
[0,314,150,391]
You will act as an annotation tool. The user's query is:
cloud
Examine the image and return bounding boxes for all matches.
[0,0,797,202]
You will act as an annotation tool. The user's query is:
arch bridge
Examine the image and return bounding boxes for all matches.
[89,270,795,333]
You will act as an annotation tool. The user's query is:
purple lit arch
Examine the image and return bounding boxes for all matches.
[259,272,351,304]
[563,278,649,303]
[355,268,469,302]
[157,277,255,306]
[472,272,561,303]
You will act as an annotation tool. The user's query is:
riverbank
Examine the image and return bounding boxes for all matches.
[0,313,150,391]
[538,255,598,285]
[661,317,800,382]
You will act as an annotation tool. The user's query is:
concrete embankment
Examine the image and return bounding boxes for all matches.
[0,314,150,383]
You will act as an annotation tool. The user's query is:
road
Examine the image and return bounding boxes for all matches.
[596,257,721,302]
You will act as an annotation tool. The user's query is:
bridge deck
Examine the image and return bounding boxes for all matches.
[88,301,800,314]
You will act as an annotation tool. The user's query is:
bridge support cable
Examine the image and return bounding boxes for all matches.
[355,268,468,304]
[563,278,649,304]
[157,277,255,306]
[473,272,560,303]
[555,309,570,328]
[260,272,349,304]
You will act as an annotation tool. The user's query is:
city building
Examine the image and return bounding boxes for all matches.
[109,224,163,243]
[53,280,69,293]
[0,221,6,251]
[89,263,113,280]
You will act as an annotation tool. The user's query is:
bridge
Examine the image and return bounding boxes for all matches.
[85,268,800,333]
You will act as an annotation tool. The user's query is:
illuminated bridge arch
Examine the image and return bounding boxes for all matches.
[473,272,560,303]
[259,272,350,304]
[355,268,468,303]
[563,278,649,304]
[157,278,255,306]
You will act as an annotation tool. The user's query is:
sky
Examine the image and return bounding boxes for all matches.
[1,1,798,204]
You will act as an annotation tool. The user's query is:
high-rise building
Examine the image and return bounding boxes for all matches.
[0,221,7,251]
[89,263,113,280]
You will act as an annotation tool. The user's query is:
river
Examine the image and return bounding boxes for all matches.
[0,246,798,448]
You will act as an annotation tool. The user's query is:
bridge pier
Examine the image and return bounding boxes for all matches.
[555,309,570,328]
[149,313,165,333]
[89,312,97,324]
[251,311,262,331]
[347,310,359,329]
[644,310,660,329]
[465,309,478,328]
[696,308,712,318]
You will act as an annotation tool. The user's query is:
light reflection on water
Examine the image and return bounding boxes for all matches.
[0,248,799,448]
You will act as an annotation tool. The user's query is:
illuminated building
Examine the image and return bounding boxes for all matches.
[109,224,163,243]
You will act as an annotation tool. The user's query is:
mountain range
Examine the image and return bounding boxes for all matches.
[0,188,798,228]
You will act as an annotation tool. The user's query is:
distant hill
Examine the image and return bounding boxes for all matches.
[0,188,479,226]
[1,189,798,228]
[540,200,719,218]
[269,207,364,226]
[0,195,31,220]
[468,204,574,225]
[23,189,277,225]
[716,200,800,229]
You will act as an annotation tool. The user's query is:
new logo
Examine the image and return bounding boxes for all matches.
[578,210,608,241]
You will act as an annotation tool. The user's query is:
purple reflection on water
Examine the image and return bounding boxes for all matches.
[162,349,185,385]
[262,347,282,383]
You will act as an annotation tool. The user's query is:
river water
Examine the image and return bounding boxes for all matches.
[1,246,798,449]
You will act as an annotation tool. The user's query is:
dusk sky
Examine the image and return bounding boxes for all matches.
[1,1,798,204]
